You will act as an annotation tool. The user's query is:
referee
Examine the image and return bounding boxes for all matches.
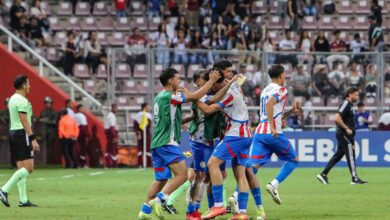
[317,87,367,185]
[0,75,39,207]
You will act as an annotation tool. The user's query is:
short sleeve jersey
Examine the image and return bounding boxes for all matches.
[337,100,355,133]
[255,83,288,134]
[8,93,32,131]
[191,95,211,144]
[151,90,186,149]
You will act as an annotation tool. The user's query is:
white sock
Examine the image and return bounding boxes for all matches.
[233,191,239,200]
[239,209,247,214]
[271,179,279,189]
[214,202,223,207]
[196,182,208,202]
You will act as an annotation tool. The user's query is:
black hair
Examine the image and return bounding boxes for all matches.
[213,60,232,71]
[345,87,359,97]
[193,69,207,83]
[159,68,178,86]
[76,104,83,111]
[141,103,149,110]
[13,75,28,89]
[65,99,71,106]
[268,65,285,79]
[111,103,117,109]
[67,30,74,37]
[333,30,340,35]
[354,33,360,39]
[357,102,365,107]
[203,67,224,83]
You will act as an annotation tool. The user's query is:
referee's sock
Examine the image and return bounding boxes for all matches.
[1,168,29,193]
[17,177,28,203]
[274,161,298,186]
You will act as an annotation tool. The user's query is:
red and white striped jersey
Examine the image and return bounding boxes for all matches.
[255,83,288,134]
[217,82,252,138]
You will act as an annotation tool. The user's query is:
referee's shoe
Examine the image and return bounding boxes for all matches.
[19,200,38,207]
[0,189,10,207]
[351,177,368,185]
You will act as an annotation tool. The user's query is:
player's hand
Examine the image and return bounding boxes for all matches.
[271,128,278,138]
[177,87,189,93]
[346,128,353,135]
[32,139,40,152]
[293,101,303,113]
[209,70,221,82]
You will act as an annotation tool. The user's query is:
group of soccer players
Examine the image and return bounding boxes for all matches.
[138,60,303,220]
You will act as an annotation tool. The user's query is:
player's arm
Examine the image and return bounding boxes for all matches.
[184,70,220,102]
[196,101,222,116]
[19,113,40,152]
[335,113,353,134]
[207,75,238,104]
[266,96,278,137]
[182,115,194,124]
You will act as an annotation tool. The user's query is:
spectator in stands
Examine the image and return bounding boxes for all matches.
[163,15,176,41]
[210,0,229,23]
[199,16,212,38]
[378,107,390,130]
[147,0,161,20]
[287,110,303,130]
[277,0,288,19]
[303,94,313,126]
[58,110,79,168]
[212,15,227,45]
[370,0,382,26]
[65,99,75,118]
[69,0,94,14]
[84,31,102,74]
[167,0,179,17]
[9,0,27,32]
[202,30,224,64]
[313,65,338,105]
[365,64,377,97]
[27,17,47,48]
[185,0,200,28]
[276,29,298,68]
[368,14,384,52]
[74,104,89,168]
[114,0,128,18]
[302,0,317,16]
[0,0,9,23]
[262,31,276,64]
[326,30,350,70]
[314,30,330,64]
[355,102,373,131]
[30,0,49,32]
[291,64,311,96]
[287,0,302,31]
[61,31,81,76]
[327,61,345,90]
[172,29,190,66]
[134,103,152,167]
[150,23,170,67]
[235,0,251,18]
[104,104,119,168]
[125,27,147,75]
[188,29,206,65]
[239,15,250,46]
[298,30,312,63]
[175,15,190,36]
[345,61,364,93]
[350,33,367,64]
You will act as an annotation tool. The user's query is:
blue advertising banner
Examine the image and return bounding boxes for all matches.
[179,131,390,168]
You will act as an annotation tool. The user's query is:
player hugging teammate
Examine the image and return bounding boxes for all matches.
[138,63,301,220]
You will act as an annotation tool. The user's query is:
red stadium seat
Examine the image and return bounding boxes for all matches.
[40,1,51,16]
[252,1,268,14]
[120,80,138,94]
[353,17,370,30]
[318,16,335,30]
[46,47,59,62]
[117,96,130,106]
[267,16,284,30]
[336,16,352,30]
[134,17,147,31]
[137,80,149,94]
[129,1,145,16]
[83,80,95,94]
[153,64,164,78]
[324,114,336,126]
[75,2,90,16]
[73,64,90,78]
[96,64,108,79]
[134,64,147,78]
[115,17,131,31]
[115,64,131,79]
[354,0,371,14]
[93,2,108,16]
[98,17,115,31]
[97,32,109,46]
[302,16,317,30]
[149,17,161,31]
[66,17,81,31]
[57,2,73,16]
[270,1,278,14]
[171,64,185,78]
[53,32,67,46]
[48,17,62,31]
[337,0,353,14]
[109,32,126,46]
[81,17,97,31]
[365,97,378,106]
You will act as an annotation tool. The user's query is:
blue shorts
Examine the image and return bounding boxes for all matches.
[250,134,297,166]
[212,136,252,167]
[152,145,186,180]
[190,140,213,172]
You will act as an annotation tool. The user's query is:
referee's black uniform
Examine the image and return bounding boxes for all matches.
[318,98,367,184]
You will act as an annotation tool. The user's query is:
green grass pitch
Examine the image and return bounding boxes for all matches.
[0,167,389,220]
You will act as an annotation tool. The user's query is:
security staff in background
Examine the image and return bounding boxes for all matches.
[0,98,16,168]
[317,87,367,185]
[39,96,57,164]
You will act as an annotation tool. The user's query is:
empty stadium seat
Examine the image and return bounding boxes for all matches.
[40,1,51,16]
[97,64,108,79]
[269,1,278,14]
[267,16,284,29]
[336,16,352,30]
[153,64,164,78]
[75,2,90,16]
[337,0,353,14]
[97,32,109,46]
[109,32,126,46]
[149,17,162,31]
[120,80,137,94]
[365,97,378,106]
[328,97,341,107]
[115,17,131,31]
[46,47,59,62]
[355,0,371,14]
[129,1,145,16]
[353,17,370,30]
[187,64,201,79]
[171,64,185,78]
[137,81,149,94]
[134,64,147,78]
[311,96,325,106]
[252,1,268,14]
[115,64,131,78]
[83,80,95,94]
[93,1,108,16]
[57,2,72,16]
[134,17,147,31]
[73,64,89,78]
[48,17,62,31]
[81,17,97,31]
[117,96,130,106]
[98,17,115,31]
[66,17,81,31]
[302,16,317,30]
[318,16,335,30]
[53,32,67,46]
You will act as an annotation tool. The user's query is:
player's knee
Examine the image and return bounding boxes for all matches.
[222,170,227,179]
[293,157,299,162]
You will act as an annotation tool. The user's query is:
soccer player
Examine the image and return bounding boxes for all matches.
[0,75,39,207]
[250,65,301,206]
[197,70,252,220]
[137,68,220,220]
[317,87,367,185]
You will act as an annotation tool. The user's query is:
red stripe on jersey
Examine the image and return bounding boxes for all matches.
[262,122,268,134]
[239,124,245,137]
[246,123,251,137]
[280,87,286,92]
[239,153,248,159]
[222,95,234,106]
[154,167,165,172]
[226,141,236,158]
[171,99,181,105]
[256,124,261,133]
[251,154,265,159]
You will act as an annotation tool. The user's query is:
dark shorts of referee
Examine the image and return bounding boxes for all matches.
[9,129,34,161]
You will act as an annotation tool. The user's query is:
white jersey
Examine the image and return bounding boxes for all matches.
[255,82,288,134]
[217,82,252,138]
[74,112,87,126]
[104,112,118,130]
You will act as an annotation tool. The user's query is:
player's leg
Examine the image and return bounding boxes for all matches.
[16,159,37,207]
[342,135,367,184]
[165,168,192,214]
[247,166,265,220]
[318,133,346,184]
